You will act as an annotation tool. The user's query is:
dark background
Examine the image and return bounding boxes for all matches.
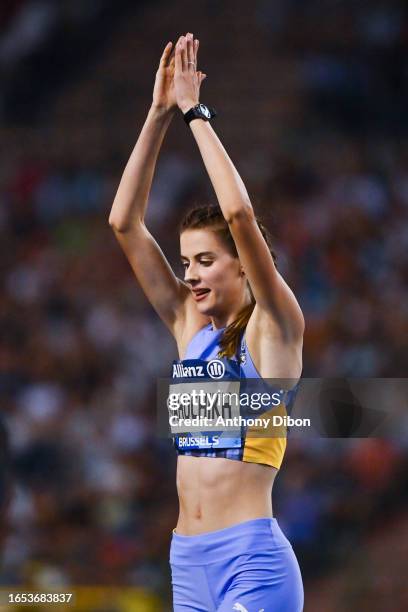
[0,1,407,610]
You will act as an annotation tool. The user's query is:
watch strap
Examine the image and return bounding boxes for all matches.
[184,103,217,125]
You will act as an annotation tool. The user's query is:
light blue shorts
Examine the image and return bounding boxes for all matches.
[170,517,304,611]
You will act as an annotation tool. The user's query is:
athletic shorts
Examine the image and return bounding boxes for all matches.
[170,517,304,611]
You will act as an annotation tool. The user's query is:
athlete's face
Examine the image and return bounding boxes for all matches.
[180,229,247,317]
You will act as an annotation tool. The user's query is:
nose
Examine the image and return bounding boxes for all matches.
[184,262,200,285]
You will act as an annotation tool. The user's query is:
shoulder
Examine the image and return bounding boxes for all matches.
[254,272,304,341]
[173,289,210,358]
[244,297,304,379]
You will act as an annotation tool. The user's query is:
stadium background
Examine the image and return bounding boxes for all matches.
[0,0,407,610]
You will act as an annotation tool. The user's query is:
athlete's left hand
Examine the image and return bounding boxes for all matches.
[174,33,206,114]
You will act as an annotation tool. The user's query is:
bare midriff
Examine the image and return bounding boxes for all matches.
[175,455,277,535]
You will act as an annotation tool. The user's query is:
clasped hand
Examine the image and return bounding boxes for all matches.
[152,33,206,114]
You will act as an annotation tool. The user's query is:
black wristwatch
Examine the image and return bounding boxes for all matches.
[183,103,217,125]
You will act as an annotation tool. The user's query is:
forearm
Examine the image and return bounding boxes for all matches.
[188,119,252,221]
[172,32,249,221]
[109,105,174,232]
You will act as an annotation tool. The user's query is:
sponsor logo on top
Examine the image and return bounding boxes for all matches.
[206,359,225,379]
[172,359,226,379]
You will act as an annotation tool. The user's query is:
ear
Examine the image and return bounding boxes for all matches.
[240,265,246,277]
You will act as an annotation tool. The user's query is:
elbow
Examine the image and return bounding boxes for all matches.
[225,200,254,225]
[108,214,144,234]
[109,198,137,233]
[108,216,132,234]
[108,215,124,233]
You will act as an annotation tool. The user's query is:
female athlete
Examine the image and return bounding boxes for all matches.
[109,33,304,612]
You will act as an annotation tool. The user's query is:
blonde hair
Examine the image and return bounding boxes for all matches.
[180,205,276,358]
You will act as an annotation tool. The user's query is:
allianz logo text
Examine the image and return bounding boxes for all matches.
[172,359,226,380]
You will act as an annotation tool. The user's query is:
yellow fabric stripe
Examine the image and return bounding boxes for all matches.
[242,401,288,469]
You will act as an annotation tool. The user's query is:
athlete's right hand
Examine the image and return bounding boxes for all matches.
[152,36,206,114]
[152,40,177,112]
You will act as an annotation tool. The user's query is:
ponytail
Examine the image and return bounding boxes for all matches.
[218,302,254,358]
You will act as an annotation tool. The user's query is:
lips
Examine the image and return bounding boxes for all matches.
[192,288,211,302]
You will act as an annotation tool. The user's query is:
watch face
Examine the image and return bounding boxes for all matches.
[198,104,211,119]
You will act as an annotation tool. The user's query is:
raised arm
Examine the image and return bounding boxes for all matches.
[109,40,204,338]
[174,34,304,341]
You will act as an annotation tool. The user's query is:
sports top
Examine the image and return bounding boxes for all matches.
[170,323,296,469]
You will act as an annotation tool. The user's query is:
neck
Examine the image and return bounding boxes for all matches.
[210,296,253,330]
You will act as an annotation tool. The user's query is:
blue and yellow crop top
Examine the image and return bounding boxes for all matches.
[170,323,297,469]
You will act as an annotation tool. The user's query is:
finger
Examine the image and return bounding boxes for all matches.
[175,42,182,74]
[194,39,199,67]
[186,32,195,70]
[179,36,187,72]
[183,35,191,71]
[159,42,173,68]
[168,43,176,67]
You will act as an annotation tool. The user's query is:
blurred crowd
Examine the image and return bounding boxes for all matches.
[1,0,408,610]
